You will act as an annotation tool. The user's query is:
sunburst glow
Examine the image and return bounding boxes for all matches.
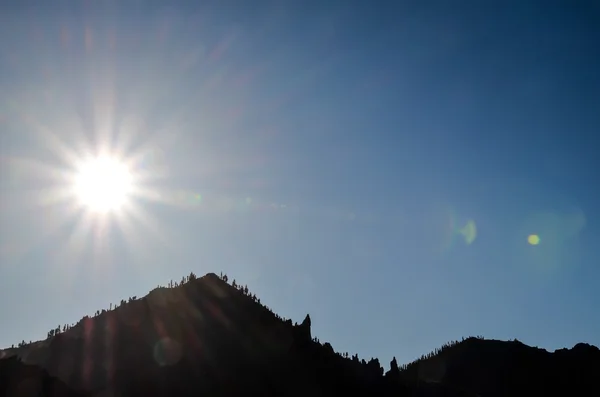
[72,156,134,213]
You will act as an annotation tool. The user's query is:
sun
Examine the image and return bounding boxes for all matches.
[72,156,134,213]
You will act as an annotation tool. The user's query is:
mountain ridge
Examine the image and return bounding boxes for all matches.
[2,271,600,397]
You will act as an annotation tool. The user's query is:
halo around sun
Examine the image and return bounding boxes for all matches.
[72,156,134,213]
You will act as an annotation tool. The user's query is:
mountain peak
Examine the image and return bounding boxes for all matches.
[2,271,600,397]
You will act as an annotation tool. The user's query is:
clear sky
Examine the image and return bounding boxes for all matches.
[0,1,599,366]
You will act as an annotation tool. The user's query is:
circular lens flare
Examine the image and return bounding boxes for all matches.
[73,156,133,213]
[459,219,477,245]
[528,234,540,245]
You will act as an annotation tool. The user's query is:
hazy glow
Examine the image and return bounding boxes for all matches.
[460,220,477,245]
[528,234,540,245]
[73,156,134,213]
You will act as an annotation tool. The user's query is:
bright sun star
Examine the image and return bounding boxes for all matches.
[72,156,134,213]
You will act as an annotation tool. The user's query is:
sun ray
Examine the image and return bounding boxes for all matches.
[19,112,86,169]
[125,203,173,250]
[91,216,115,275]
[113,202,178,271]
[6,156,70,187]
[51,212,94,283]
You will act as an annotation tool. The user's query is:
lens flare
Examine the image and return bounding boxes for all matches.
[459,220,477,245]
[528,234,540,245]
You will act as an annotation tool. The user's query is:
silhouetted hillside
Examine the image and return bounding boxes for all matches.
[0,355,86,397]
[1,271,599,397]
[399,336,600,396]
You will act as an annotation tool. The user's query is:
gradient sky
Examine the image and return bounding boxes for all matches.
[1,1,599,366]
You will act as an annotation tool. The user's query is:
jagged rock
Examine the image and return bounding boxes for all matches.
[387,356,400,378]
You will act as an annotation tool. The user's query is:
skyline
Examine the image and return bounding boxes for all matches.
[1,1,599,365]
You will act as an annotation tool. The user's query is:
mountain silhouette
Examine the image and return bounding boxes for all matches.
[0,355,85,397]
[1,272,599,397]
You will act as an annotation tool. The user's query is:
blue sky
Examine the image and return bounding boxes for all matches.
[1,1,599,366]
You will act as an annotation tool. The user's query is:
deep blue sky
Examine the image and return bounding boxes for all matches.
[1,1,599,365]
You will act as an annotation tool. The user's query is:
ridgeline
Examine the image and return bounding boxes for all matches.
[1,272,599,397]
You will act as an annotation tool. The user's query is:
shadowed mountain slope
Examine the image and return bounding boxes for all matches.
[0,355,86,397]
[400,336,600,397]
[1,272,599,397]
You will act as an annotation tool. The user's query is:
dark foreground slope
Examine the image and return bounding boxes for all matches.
[400,337,600,397]
[0,355,86,397]
[1,273,403,397]
[1,272,600,397]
